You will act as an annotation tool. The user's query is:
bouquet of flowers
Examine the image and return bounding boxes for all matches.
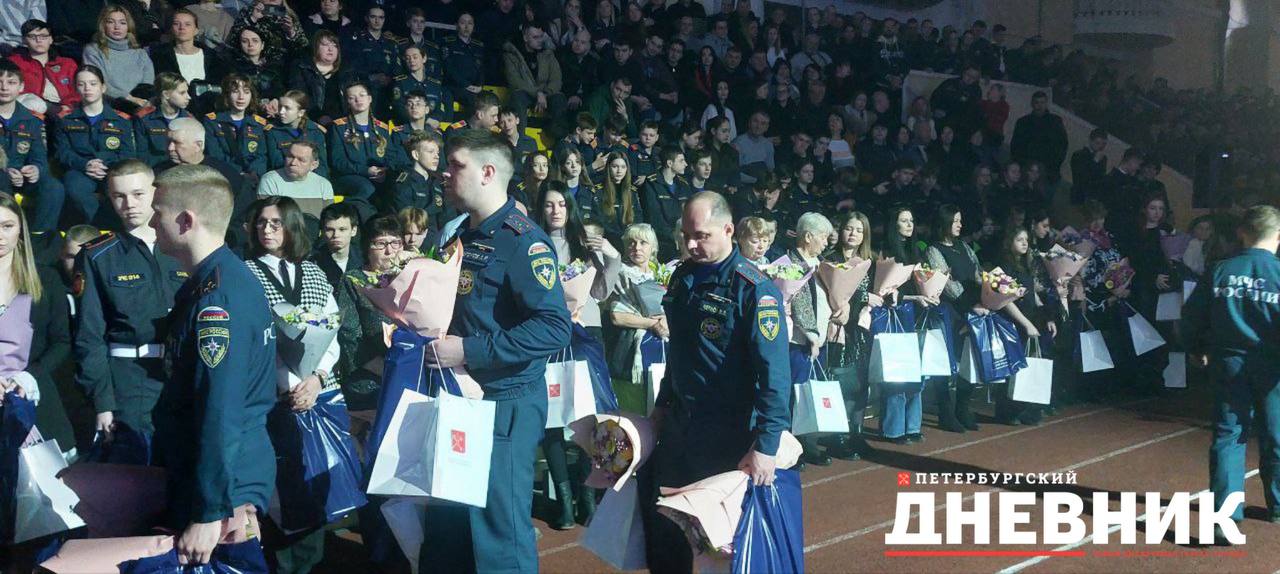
[1103,258,1135,295]
[1160,230,1193,261]
[912,262,950,300]
[271,303,341,389]
[1058,226,1097,260]
[979,267,1025,311]
[817,258,871,344]
[1043,245,1088,283]
[561,259,599,322]
[568,413,655,491]
[355,241,462,337]
[630,259,679,318]
[873,258,915,296]
[652,259,678,287]
[763,256,815,340]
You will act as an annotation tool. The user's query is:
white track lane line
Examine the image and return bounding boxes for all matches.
[803,426,1204,554]
[995,468,1262,574]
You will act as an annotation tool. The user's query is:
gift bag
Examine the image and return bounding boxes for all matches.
[1078,317,1114,373]
[869,304,921,384]
[645,363,665,416]
[1183,280,1197,302]
[366,389,496,507]
[1163,352,1187,389]
[118,539,268,574]
[60,463,167,538]
[366,329,468,473]
[729,469,804,574]
[571,323,619,414]
[1123,303,1166,356]
[1155,291,1182,322]
[15,438,85,543]
[918,326,951,377]
[1,391,36,543]
[545,348,597,429]
[960,313,1027,384]
[581,481,647,571]
[791,362,849,435]
[1008,338,1054,405]
[958,338,982,383]
[268,390,367,534]
[380,498,428,574]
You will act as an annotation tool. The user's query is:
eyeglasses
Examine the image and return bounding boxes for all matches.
[24,33,52,40]
[255,219,283,230]
[372,239,403,250]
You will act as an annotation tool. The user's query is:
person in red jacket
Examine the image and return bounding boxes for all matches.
[7,19,80,113]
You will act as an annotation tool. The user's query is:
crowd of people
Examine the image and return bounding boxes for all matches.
[0,0,1270,572]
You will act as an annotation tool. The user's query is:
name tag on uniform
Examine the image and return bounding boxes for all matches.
[112,273,144,285]
[101,124,123,134]
[149,127,167,134]
[463,249,493,267]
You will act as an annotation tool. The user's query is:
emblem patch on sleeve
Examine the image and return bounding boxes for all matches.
[532,256,556,290]
[198,327,229,368]
[758,308,780,341]
[198,306,230,322]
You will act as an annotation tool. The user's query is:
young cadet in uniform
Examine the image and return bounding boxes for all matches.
[639,146,691,261]
[328,81,409,201]
[687,149,717,194]
[628,120,661,187]
[553,112,603,175]
[420,129,572,573]
[266,90,329,179]
[135,73,194,168]
[442,90,500,135]
[56,65,136,227]
[498,106,538,175]
[391,44,452,127]
[73,160,186,464]
[1184,205,1280,544]
[442,12,486,111]
[387,130,454,231]
[150,164,277,567]
[202,74,271,181]
[343,6,402,113]
[640,191,791,571]
[0,59,64,233]
[391,92,436,152]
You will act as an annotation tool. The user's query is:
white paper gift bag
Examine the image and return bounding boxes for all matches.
[1008,339,1053,405]
[919,328,951,377]
[791,363,850,435]
[1079,329,1114,373]
[869,333,922,384]
[545,357,596,429]
[15,439,85,543]
[1164,352,1187,389]
[1183,280,1197,302]
[581,481,647,571]
[957,338,982,383]
[1126,305,1166,356]
[645,363,665,416]
[381,498,428,574]
[366,390,496,507]
[1155,292,1182,322]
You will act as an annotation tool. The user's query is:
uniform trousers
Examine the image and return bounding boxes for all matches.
[1210,354,1280,522]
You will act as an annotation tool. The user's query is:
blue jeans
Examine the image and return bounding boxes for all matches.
[1210,354,1280,521]
[881,383,923,439]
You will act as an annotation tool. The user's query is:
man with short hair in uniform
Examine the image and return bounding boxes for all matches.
[150,164,277,567]
[1184,204,1280,545]
[73,159,187,464]
[420,129,572,572]
[640,191,791,571]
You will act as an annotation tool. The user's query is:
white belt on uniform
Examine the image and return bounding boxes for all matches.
[108,343,165,359]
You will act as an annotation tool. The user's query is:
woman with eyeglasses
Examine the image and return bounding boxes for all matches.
[336,215,405,411]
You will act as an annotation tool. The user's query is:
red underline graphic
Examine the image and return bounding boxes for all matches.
[885,550,1086,557]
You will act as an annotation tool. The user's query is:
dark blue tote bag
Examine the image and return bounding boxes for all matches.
[730,469,804,574]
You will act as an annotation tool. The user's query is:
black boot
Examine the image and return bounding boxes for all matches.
[551,481,575,530]
[956,383,979,431]
[827,434,863,461]
[934,379,965,433]
[575,484,597,525]
[802,437,832,466]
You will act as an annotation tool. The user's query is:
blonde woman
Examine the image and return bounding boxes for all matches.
[735,216,776,266]
[82,5,155,112]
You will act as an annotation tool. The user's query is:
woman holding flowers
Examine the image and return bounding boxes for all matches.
[336,216,403,410]
[822,211,880,459]
[926,205,985,431]
[244,196,347,570]
[786,212,836,467]
[606,223,673,419]
[991,227,1064,426]
[533,181,622,529]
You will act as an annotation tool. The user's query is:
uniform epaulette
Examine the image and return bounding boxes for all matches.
[674,176,689,185]
[474,39,484,48]
[136,106,156,118]
[315,123,327,134]
[374,119,389,129]
[333,117,349,126]
[57,107,74,118]
[81,231,116,252]
[736,262,766,285]
[503,211,536,235]
[205,112,218,120]
[396,172,408,184]
[115,110,131,120]
[394,74,408,81]
[252,114,268,124]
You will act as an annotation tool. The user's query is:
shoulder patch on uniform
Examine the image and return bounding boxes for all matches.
[81,231,116,251]
[394,74,408,81]
[758,294,778,308]
[736,262,765,285]
[757,307,780,340]
[531,255,556,289]
[333,117,349,126]
[315,123,327,134]
[115,110,131,120]
[205,112,218,120]
[527,242,551,256]
[197,324,229,368]
[136,106,155,117]
[197,306,230,322]
[503,212,535,235]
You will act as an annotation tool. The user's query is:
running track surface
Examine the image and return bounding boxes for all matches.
[322,376,1280,573]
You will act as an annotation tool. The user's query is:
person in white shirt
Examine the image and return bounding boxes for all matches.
[257,140,335,200]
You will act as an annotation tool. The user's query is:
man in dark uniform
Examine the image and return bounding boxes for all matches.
[343,6,402,111]
[390,44,452,126]
[442,13,486,112]
[0,59,65,233]
[150,164,277,567]
[388,130,454,233]
[1184,205,1280,545]
[641,191,792,571]
[639,146,691,261]
[73,160,186,464]
[628,121,661,186]
[421,130,572,572]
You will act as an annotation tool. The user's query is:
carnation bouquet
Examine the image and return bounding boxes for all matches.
[272,303,341,389]
[1058,226,1097,260]
[354,241,462,337]
[1103,258,1135,296]
[979,267,1025,311]
[912,262,950,300]
[560,259,599,322]
[1043,245,1088,283]
[817,258,871,344]
[568,413,655,491]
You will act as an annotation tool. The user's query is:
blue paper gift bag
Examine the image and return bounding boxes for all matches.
[269,390,367,534]
[963,312,1028,383]
[118,539,268,574]
[571,323,619,414]
[730,469,804,574]
[366,328,462,471]
[871,302,917,335]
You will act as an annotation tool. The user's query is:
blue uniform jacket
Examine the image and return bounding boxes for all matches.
[265,120,329,178]
[656,248,791,455]
[342,28,401,79]
[442,35,485,93]
[0,104,50,180]
[390,71,453,124]
[54,105,136,172]
[134,108,192,167]
[387,169,454,231]
[157,246,277,527]
[447,199,573,399]
[326,117,410,177]
[1183,247,1280,363]
[72,231,187,415]
[203,112,271,175]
